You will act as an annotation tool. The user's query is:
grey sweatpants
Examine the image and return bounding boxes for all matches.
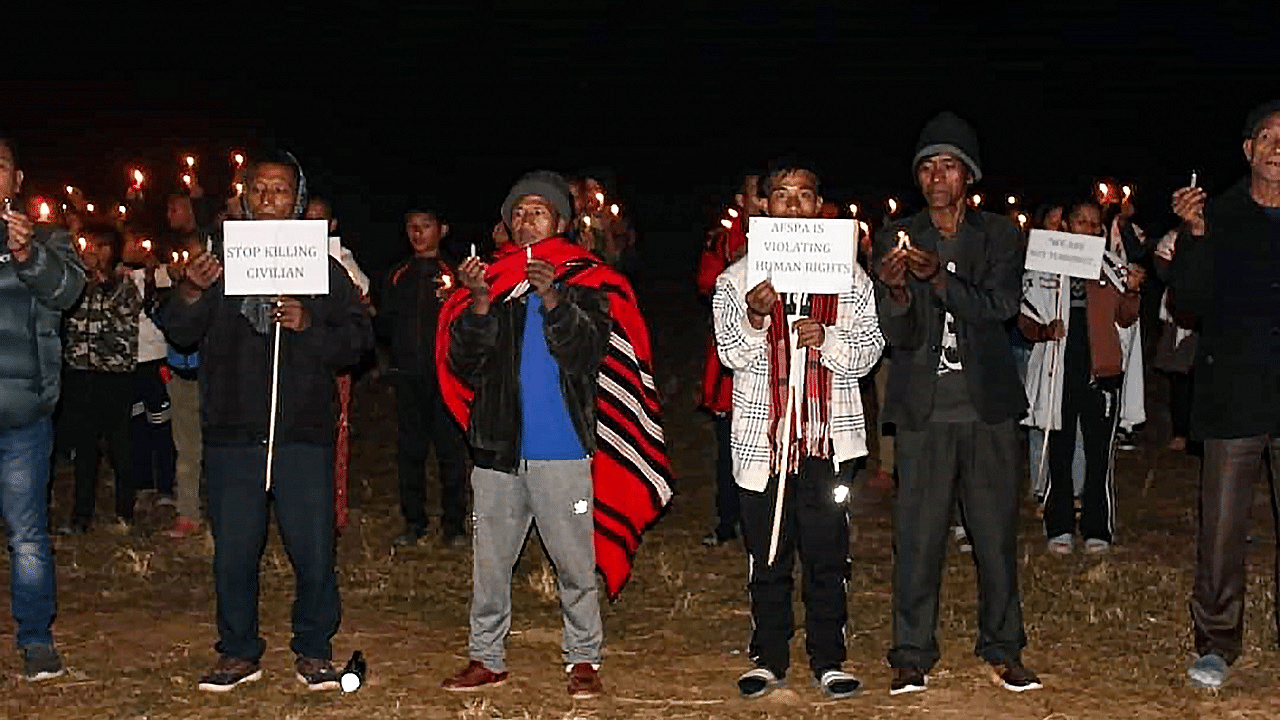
[469,459,602,672]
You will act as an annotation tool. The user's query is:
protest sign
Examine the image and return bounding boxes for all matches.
[1024,229,1106,279]
[222,220,330,296]
[744,217,856,294]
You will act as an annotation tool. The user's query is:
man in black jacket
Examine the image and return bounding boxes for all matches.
[440,171,611,699]
[379,207,468,547]
[1172,100,1280,690]
[165,151,373,693]
[873,112,1039,695]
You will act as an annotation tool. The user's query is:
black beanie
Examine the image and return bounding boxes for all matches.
[913,111,983,183]
[1243,100,1280,139]
[501,171,574,226]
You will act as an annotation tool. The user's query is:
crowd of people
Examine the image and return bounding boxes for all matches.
[0,98,1278,701]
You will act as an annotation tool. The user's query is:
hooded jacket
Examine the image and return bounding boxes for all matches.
[162,153,374,446]
[0,225,86,429]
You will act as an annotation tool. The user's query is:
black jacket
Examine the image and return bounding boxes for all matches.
[164,259,373,446]
[1170,179,1280,440]
[379,256,447,376]
[448,286,611,473]
[872,209,1027,430]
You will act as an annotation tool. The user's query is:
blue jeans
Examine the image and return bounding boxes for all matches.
[207,443,339,662]
[0,418,56,648]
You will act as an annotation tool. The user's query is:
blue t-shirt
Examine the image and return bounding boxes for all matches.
[520,294,588,461]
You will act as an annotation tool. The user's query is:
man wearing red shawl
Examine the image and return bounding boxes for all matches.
[437,171,671,699]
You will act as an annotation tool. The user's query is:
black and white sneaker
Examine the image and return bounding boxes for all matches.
[890,667,927,695]
[1115,428,1137,451]
[991,661,1042,692]
[814,668,862,699]
[21,644,65,682]
[197,655,263,692]
[737,667,782,699]
[296,657,341,691]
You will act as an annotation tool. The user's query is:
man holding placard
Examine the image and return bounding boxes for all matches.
[873,112,1039,694]
[713,160,883,701]
[164,151,373,692]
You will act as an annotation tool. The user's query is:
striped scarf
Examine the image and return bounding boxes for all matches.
[767,293,838,475]
[435,236,673,599]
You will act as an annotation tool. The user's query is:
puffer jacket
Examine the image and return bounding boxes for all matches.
[0,225,86,428]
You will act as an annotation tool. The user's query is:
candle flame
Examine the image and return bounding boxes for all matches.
[38,202,51,221]
[185,155,196,168]
[610,203,620,216]
[727,207,739,218]
[442,274,453,289]
[720,218,732,229]
[233,152,245,167]
[859,221,870,234]
[86,203,95,213]
[896,230,911,250]
[132,169,145,187]
[183,174,193,186]
[182,250,189,261]
[78,237,87,251]
[65,185,74,194]
[1017,212,1028,226]
[118,204,127,216]
[142,239,152,251]
[971,193,983,206]
[1098,182,1109,195]
[1122,185,1132,197]
[887,198,898,214]
[172,251,179,262]
[1007,195,1017,205]
[594,192,604,204]
[583,216,591,228]
[848,203,858,217]
[234,182,244,196]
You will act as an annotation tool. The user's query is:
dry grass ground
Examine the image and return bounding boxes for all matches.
[3,272,1279,719]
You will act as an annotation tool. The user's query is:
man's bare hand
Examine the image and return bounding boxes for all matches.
[876,248,909,290]
[745,279,778,329]
[3,210,34,264]
[526,257,560,309]
[794,317,826,348]
[274,296,310,331]
[1172,187,1207,236]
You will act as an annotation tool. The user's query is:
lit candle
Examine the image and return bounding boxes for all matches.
[610,203,620,216]
[442,274,453,290]
[185,155,196,168]
[1007,194,1017,205]
[469,243,476,258]
[234,182,244,196]
[720,218,733,229]
[1017,212,1028,229]
[896,230,911,250]
[132,169,145,189]
[142,239,152,251]
[172,251,179,263]
[583,216,591,228]
[86,203,95,213]
[971,193,983,207]
[182,173,193,187]
[65,185,75,195]
[848,203,858,217]
[38,202,51,222]
[78,237,87,251]
[182,250,189,262]
[118,204,128,217]
[887,197,898,215]
[727,207,739,219]
[594,192,604,205]
[1122,185,1132,199]
[1189,171,1198,189]
[60,203,67,212]
[859,221,870,236]
[233,151,245,167]
[1098,182,1109,196]
[526,245,532,261]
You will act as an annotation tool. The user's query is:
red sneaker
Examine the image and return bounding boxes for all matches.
[567,663,603,698]
[442,660,508,691]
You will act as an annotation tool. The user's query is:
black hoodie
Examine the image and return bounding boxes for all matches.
[163,153,374,445]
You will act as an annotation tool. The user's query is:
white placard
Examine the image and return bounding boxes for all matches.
[744,217,856,294]
[222,220,330,296]
[1024,229,1106,279]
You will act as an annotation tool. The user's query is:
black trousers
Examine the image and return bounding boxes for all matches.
[131,359,176,497]
[207,443,339,662]
[63,368,136,523]
[712,415,740,533]
[890,419,1026,671]
[739,458,853,678]
[1044,327,1121,542]
[1168,371,1193,440]
[1191,436,1280,665]
[394,372,468,536]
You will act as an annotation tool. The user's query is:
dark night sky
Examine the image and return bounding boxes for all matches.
[6,4,1279,274]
